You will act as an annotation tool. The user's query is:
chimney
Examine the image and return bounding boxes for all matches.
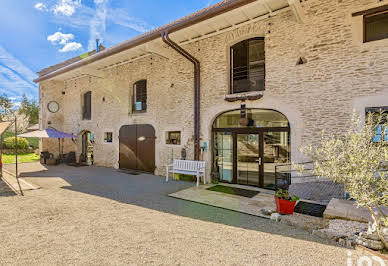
[96,39,100,53]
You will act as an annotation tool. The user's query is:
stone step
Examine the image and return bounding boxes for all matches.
[323,198,371,223]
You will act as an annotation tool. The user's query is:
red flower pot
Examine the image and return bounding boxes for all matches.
[275,196,296,215]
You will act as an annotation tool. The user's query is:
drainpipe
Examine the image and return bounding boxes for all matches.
[162,32,200,161]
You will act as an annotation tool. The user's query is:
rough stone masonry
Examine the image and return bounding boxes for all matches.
[39,0,388,181]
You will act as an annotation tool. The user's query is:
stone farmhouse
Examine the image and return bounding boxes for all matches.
[35,0,388,189]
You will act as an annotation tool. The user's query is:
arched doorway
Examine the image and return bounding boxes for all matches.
[81,131,94,165]
[212,109,290,189]
[119,124,155,173]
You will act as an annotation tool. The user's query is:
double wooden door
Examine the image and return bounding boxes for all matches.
[119,125,155,173]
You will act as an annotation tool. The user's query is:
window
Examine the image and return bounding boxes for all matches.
[230,38,265,93]
[366,107,388,142]
[364,10,388,42]
[104,132,113,143]
[83,91,91,120]
[166,131,181,145]
[133,80,147,112]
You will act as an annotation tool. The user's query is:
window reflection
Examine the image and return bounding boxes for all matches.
[214,109,289,128]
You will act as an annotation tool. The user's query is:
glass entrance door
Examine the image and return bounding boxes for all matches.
[262,131,290,189]
[237,134,260,186]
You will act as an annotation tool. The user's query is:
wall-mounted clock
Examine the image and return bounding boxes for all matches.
[47,101,60,113]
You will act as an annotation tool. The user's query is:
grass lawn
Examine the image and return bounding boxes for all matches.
[2,153,40,164]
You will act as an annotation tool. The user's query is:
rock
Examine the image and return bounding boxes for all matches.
[359,231,380,241]
[270,213,282,222]
[338,238,346,247]
[355,236,384,251]
[312,219,368,242]
[346,239,354,248]
[261,209,275,216]
[280,212,329,232]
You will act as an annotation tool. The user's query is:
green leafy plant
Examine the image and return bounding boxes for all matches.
[18,94,38,126]
[4,137,29,150]
[275,189,300,202]
[294,112,388,250]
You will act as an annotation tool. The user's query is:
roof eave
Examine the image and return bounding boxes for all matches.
[34,0,259,83]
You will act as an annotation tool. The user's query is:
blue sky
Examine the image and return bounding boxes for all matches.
[0,0,216,104]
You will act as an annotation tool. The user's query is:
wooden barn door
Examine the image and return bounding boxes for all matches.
[119,125,155,173]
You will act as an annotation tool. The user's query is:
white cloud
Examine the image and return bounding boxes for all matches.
[0,45,37,99]
[53,0,82,16]
[47,32,74,45]
[59,42,83,52]
[47,31,83,53]
[88,0,108,50]
[107,8,152,33]
[34,2,48,11]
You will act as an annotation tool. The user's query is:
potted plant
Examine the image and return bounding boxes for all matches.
[274,189,300,215]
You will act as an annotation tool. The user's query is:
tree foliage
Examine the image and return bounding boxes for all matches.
[18,95,38,126]
[295,112,388,249]
[0,94,14,121]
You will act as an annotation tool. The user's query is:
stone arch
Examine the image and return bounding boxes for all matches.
[202,96,305,183]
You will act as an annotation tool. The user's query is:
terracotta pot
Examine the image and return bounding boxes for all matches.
[275,196,296,215]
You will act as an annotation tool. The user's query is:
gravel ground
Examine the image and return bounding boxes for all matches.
[0,164,377,265]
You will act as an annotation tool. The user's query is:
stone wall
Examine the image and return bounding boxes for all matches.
[40,0,388,180]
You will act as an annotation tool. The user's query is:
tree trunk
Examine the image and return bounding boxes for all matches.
[368,206,388,250]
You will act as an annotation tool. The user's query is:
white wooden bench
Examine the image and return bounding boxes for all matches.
[166,159,206,187]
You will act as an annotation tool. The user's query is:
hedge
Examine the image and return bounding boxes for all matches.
[3,137,29,150]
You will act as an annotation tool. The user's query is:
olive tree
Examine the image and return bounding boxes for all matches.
[295,112,388,249]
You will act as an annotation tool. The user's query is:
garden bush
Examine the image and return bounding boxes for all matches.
[3,137,29,150]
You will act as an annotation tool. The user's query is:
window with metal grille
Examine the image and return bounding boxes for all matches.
[364,10,388,42]
[366,107,388,142]
[83,91,91,120]
[230,38,265,94]
[133,80,147,112]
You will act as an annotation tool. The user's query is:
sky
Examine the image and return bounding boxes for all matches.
[0,0,217,105]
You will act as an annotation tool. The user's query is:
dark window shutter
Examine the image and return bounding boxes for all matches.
[83,91,91,120]
[364,11,388,42]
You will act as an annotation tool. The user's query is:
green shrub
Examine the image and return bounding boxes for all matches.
[3,137,29,150]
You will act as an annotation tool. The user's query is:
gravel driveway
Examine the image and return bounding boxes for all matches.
[0,164,375,265]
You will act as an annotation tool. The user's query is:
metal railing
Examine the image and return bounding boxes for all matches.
[275,161,345,204]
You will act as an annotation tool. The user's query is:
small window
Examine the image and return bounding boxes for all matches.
[366,107,388,142]
[166,131,181,145]
[364,11,388,42]
[104,132,113,143]
[230,38,265,93]
[133,80,147,112]
[83,91,91,120]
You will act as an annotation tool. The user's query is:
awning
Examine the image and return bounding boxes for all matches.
[18,128,77,139]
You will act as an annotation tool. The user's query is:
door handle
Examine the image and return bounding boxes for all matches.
[256,158,262,165]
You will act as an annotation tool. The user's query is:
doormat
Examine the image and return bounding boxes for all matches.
[294,201,327,218]
[207,185,260,198]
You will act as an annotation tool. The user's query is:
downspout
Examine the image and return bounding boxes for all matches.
[162,32,201,161]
